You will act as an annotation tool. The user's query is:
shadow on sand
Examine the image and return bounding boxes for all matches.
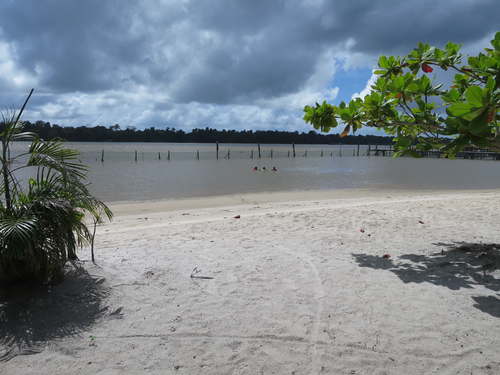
[0,263,110,362]
[352,242,500,318]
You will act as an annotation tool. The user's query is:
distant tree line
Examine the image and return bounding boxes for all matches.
[22,121,394,145]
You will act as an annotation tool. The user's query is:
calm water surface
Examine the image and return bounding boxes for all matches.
[11,142,500,202]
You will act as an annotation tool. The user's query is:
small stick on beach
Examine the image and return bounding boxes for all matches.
[190,266,214,280]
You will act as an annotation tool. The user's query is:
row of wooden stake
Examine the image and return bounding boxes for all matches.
[98,143,371,162]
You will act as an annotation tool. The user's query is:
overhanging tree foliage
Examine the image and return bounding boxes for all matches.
[304,32,500,157]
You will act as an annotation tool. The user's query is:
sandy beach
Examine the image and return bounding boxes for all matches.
[1,189,500,374]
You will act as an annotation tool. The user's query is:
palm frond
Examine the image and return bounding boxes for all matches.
[28,139,87,179]
[0,216,38,248]
[11,131,37,142]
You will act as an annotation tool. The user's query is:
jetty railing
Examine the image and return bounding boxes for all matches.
[366,145,500,160]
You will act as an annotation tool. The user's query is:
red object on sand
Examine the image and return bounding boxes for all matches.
[422,63,433,73]
[233,215,241,219]
[360,228,365,233]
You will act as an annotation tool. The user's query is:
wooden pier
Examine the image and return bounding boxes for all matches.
[367,145,500,160]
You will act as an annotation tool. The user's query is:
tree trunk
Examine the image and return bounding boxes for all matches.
[1,139,12,212]
[91,218,97,263]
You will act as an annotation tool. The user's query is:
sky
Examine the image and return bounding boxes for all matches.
[0,0,497,135]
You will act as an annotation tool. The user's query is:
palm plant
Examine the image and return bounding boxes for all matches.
[0,90,112,285]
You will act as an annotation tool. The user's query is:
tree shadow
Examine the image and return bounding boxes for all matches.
[0,262,110,361]
[352,242,500,318]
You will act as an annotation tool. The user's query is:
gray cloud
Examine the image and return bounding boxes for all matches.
[0,0,497,131]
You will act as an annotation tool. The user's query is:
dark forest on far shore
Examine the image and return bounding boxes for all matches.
[22,121,393,145]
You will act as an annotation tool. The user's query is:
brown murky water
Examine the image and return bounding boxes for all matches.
[11,142,500,202]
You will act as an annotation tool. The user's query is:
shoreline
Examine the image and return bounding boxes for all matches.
[108,187,500,216]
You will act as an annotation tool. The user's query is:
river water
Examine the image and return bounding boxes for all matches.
[10,142,500,202]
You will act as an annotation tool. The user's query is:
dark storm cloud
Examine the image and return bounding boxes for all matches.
[324,0,499,53]
[0,0,497,129]
[1,0,497,101]
[0,0,150,92]
[172,0,498,103]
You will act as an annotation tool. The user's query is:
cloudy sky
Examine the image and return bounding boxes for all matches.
[0,0,497,134]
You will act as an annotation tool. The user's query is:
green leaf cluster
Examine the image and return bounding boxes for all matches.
[304,32,500,156]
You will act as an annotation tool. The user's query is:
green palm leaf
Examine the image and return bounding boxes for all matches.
[0,216,38,247]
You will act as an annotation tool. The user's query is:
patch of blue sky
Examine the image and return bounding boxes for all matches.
[329,67,373,104]
[322,67,386,136]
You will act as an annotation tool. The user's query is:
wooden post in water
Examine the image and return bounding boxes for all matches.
[288,150,290,158]
[304,150,307,158]
[258,144,261,159]
[196,150,200,160]
[367,144,371,156]
[357,144,360,157]
[227,149,230,159]
[353,149,355,157]
[216,142,219,160]
[101,150,104,163]
[270,149,273,159]
[167,150,171,161]
[158,152,161,160]
[251,149,254,159]
[292,143,296,158]
[134,150,138,162]
[321,149,324,157]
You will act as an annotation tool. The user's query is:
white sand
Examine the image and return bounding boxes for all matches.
[2,189,500,374]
